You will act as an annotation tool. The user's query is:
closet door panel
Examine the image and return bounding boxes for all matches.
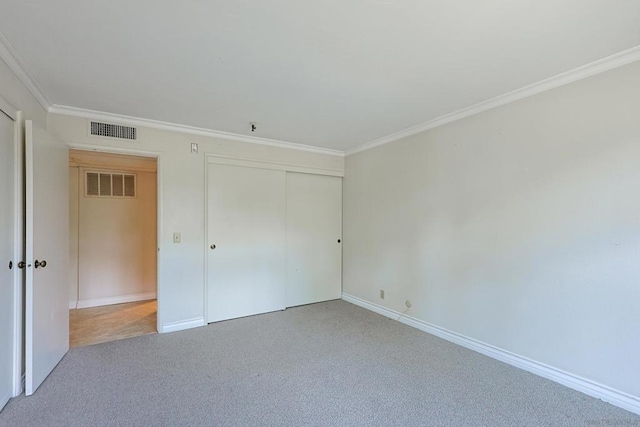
[286,173,342,307]
[207,164,286,323]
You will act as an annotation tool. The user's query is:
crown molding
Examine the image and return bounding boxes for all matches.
[4,21,638,158]
[0,30,51,112]
[346,45,640,156]
[0,92,17,120]
[49,105,345,157]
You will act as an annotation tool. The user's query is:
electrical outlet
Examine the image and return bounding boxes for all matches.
[380,290,385,299]
[173,232,181,243]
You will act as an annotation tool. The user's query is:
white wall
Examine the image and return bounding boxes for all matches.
[48,113,344,331]
[343,61,640,400]
[0,61,47,127]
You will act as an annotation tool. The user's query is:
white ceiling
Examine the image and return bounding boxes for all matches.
[1,1,640,151]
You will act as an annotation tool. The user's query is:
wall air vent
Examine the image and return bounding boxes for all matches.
[90,121,137,140]
[85,171,136,198]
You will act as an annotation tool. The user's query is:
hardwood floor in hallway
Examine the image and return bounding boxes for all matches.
[70,300,157,348]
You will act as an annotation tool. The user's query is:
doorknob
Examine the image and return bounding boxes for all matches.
[210,244,216,250]
[34,260,47,269]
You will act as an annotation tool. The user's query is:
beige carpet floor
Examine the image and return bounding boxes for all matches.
[2,300,638,426]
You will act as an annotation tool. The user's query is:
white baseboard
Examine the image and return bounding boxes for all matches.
[160,317,205,334]
[342,293,640,416]
[75,292,156,309]
[69,301,77,309]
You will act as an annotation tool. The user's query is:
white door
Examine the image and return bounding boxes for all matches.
[25,120,69,395]
[286,173,342,307]
[0,110,15,410]
[207,164,286,323]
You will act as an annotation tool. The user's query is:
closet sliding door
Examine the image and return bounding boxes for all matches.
[207,163,286,323]
[286,172,342,307]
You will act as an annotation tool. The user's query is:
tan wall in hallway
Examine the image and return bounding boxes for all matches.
[69,150,157,308]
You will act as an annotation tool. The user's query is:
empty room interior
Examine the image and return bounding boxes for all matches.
[0,1,639,425]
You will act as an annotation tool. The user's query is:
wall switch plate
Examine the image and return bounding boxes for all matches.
[173,232,181,243]
[191,143,198,154]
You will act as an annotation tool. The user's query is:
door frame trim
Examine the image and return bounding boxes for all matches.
[66,143,164,333]
[0,93,17,120]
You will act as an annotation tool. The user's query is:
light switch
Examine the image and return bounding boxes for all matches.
[173,232,181,243]
[191,143,198,154]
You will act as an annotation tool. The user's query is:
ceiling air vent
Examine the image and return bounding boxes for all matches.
[90,121,137,140]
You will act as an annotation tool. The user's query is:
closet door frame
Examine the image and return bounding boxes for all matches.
[204,154,343,324]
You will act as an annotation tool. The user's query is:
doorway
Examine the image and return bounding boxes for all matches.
[68,149,158,347]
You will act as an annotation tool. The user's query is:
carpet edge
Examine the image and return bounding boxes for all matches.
[341,292,640,416]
